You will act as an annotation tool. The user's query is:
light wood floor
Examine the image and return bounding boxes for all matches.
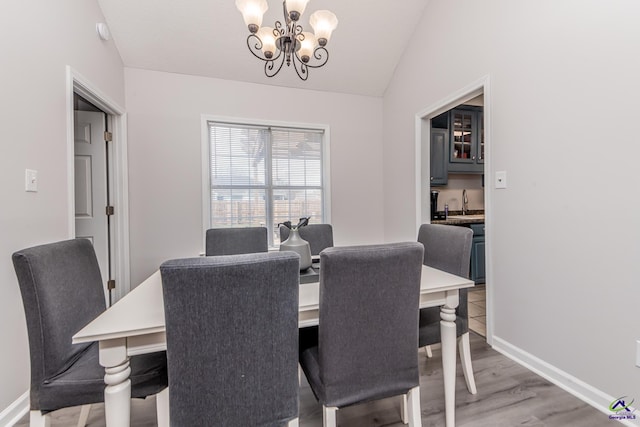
[15,333,616,426]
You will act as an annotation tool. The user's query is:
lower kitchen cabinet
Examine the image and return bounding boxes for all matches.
[470,223,485,284]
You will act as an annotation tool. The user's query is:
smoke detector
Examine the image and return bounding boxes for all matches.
[96,23,110,41]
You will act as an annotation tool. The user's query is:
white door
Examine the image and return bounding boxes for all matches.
[74,110,110,301]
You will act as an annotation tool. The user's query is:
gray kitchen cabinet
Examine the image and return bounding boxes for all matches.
[470,223,485,284]
[430,128,448,186]
[449,107,484,174]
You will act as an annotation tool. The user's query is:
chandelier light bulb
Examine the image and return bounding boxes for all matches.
[309,10,338,46]
[284,0,310,21]
[236,0,268,33]
[298,32,317,63]
[257,26,277,59]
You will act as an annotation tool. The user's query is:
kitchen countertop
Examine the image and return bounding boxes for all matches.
[432,211,485,225]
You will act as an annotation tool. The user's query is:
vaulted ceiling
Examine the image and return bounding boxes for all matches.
[97,0,430,97]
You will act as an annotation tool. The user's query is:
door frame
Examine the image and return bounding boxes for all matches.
[414,74,494,344]
[66,66,131,302]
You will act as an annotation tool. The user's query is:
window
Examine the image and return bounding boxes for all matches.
[205,120,328,246]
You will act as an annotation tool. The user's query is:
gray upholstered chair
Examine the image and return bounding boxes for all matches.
[298,242,424,427]
[205,226,268,256]
[417,223,477,394]
[160,252,300,427]
[279,223,333,255]
[12,239,168,427]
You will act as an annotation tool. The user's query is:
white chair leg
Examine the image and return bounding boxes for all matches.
[406,386,422,427]
[287,417,299,427]
[29,410,51,427]
[299,365,303,385]
[401,394,408,424]
[458,332,477,394]
[76,404,91,427]
[156,387,170,427]
[424,345,433,358]
[322,405,338,427]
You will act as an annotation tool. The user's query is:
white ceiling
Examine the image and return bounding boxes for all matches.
[97,0,430,97]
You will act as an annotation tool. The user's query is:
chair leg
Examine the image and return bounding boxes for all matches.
[406,386,422,427]
[287,417,299,427]
[76,404,91,427]
[424,345,433,358]
[401,394,408,424]
[458,332,477,394]
[322,405,338,427]
[299,365,304,385]
[30,410,51,427]
[156,387,170,427]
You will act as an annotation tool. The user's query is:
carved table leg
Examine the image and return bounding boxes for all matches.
[440,291,459,427]
[100,338,131,427]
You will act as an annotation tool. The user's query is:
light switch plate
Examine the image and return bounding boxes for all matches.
[495,171,507,189]
[25,169,38,192]
[636,340,640,367]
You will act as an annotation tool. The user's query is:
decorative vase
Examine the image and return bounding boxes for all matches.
[280,228,312,270]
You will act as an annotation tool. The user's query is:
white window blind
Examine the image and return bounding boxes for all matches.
[208,121,325,245]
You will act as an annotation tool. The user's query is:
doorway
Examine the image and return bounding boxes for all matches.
[66,67,131,304]
[431,97,486,338]
[414,75,493,344]
[74,94,113,304]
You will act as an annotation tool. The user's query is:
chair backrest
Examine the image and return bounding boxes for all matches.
[160,252,300,426]
[417,223,473,322]
[12,239,106,402]
[417,224,473,278]
[205,227,268,256]
[279,223,334,255]
[317,242,424,408]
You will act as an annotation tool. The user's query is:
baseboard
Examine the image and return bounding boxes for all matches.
[0,390,28,427]
[492,336,639,426]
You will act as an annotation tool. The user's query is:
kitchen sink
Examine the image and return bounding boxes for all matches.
[446,214,485,220]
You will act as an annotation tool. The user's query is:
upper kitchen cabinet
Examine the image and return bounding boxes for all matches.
[430,128,448,186]
[448,107,484,174]
[430,111,449,186]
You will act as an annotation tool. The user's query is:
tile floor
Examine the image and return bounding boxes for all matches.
[467,284,486,337]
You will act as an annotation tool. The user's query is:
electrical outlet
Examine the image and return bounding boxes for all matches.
[25,169,38,192]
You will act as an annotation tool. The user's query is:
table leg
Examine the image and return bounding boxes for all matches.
[440,292,459,427]
[100,338,131,427]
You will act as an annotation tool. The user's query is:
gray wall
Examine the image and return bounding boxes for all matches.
[124,68,385,285]
[383,0,640,411]
[0,0,125,416]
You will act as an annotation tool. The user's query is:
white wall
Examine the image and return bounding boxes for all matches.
[383,0,640,415]
[124,69,384,285]
[0,0,125,418]
[5,0,638,420]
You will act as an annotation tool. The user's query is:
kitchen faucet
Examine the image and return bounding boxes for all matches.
[462,189,468,215]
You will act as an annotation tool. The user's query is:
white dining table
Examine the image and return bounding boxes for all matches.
[73,264,473,427]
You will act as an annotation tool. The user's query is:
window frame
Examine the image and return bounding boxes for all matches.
[201,115,332,250]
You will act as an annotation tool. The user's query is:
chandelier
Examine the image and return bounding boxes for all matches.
[235,0,338,80]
